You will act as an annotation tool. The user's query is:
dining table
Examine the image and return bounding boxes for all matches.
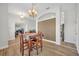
[24,32,38,41]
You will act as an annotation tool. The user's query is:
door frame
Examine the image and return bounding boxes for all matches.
[36,7,61,45]
[37,17,56,43]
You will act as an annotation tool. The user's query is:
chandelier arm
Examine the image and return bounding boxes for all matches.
[28,3,37,19]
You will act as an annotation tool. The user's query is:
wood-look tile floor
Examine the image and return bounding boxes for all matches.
[0,36,79,56]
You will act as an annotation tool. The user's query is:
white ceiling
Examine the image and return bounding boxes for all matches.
[8,3,76,24]
[8,3,77,16]
[8,3,60,17]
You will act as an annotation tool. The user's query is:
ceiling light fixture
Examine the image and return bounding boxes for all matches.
[20,15,24,18]
[28,3,38,20]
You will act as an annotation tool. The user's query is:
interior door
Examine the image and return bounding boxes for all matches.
[38,18,56,41]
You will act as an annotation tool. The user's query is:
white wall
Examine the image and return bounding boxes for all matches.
[24,18,36,32]
[55,7,61,45]
[76,4,79,54]
[8,14,17,40]
[61,4,76,44]
[27,19,36,31]
[0,4,9,49]
[8,15,15,40]
[8,13,23,40]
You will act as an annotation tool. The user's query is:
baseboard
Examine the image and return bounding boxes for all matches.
[76,46,79,54]
[0,45,8,50]
[9,37,15,40]
[0,46,8,56]
[43,39,56,44]
[64,40,75,44]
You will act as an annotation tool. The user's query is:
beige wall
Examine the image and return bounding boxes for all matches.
[38,18,56,41]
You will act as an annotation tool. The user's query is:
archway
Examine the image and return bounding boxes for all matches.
[36,9,61,45]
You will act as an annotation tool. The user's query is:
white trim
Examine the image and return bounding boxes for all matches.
[76,4,79,54]
[43,39,56,44]
[9,37,15,40]
[43,39,77,51]
[38,16,55,22]
[37,18,57,45]
[77,46,79,54]
[64,40,75,44]
[36,8,57,20]
[0,45,8,49]
[36,17,56,33]
[76,35,79,54]
[36,7,61,45]
[36,20,38,33]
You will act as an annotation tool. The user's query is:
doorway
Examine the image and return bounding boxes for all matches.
[61,24,64,42]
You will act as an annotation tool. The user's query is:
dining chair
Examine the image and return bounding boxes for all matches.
[19,32,43,56]
[19,33,39,56]
[20,33,32,56]
[37,32,44,51]
[31,32,44,55]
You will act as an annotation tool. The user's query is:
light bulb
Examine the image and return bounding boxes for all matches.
[20,15,24,18]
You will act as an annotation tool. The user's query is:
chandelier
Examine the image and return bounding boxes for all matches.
[28,3,38,17]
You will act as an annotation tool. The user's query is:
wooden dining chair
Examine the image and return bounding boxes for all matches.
[37,32,44,51]
[30,35,39,55]
[31,32,44,55]
[19,32,43,56]
[20,33,32,56]
[19,33,39,56]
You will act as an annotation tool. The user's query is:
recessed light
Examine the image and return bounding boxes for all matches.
[20,15,24,18]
